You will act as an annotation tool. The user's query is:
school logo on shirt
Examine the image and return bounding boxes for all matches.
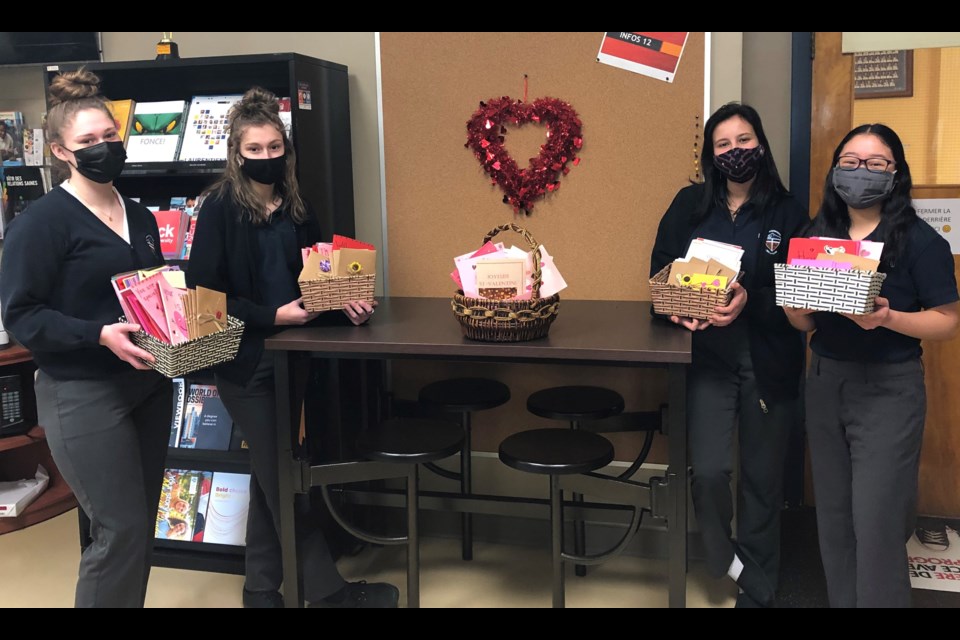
[145,234,157,255]
[765,230,782,254]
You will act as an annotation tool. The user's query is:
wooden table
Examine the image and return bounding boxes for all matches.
[266,297,691,607]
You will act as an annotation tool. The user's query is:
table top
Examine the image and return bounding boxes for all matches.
[266,297,691,365]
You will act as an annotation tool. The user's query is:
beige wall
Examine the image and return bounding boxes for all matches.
[742,32,793,184]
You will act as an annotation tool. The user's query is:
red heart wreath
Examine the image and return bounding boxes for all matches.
[465,96,583,214]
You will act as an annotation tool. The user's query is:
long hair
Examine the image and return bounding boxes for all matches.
[694,102,788,224]
[204,86,307,224]
[45,68,115,184]
[807,123,914,270]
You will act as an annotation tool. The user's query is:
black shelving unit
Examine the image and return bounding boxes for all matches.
[50,52,355,574]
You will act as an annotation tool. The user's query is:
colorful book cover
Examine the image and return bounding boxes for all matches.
[22,128,44,166]
[177,95,242,162]
[0,111,25,165]
[126,100,187,163]
[154,469,211,541]
[202,472,250,546]
[106,99,136,147]
[152,209,188,259]
[168,378,186,447]
[179,384,233,451]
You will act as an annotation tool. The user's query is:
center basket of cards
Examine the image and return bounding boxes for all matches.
[650,238,744,320]
[112,266,243,378]
[298,235,377,313]
[451,224,566,342]
[774,237,886,314]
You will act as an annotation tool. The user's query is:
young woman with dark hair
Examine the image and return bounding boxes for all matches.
[784,124,959,608]
[650,102,809,607]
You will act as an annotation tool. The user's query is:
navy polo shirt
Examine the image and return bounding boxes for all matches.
[256,205,301,310]
[810,217,958,363]
[689,201,763,364]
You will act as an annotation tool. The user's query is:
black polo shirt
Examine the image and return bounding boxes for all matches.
[810,217,958,363]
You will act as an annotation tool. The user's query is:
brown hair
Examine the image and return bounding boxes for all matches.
[205,86,307,224]
[45,68,115,182]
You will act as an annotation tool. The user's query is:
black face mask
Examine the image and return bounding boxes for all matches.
[240,154,287,185]
[713,145,765,183]
[67,141,127,184]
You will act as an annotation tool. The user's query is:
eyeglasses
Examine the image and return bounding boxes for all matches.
[836,155,894,173]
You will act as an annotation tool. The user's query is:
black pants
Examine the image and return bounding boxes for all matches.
[36,369,171,608]
[806,353,925,608]
[216,351,345,603]
[688,347,794,588]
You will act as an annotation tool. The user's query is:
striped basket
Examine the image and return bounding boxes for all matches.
[127,315,244,378]
[774,263,886,315]
[451,224,560,342]
[649,264,737,320]
[300,274,376,313]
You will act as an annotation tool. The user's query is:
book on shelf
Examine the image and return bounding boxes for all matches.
[3,166,47,218]
[169,378,186,448]
[179,383,233,451]
[126,100,187,163]
[0,111,25,166]
[279,97,292,137]
[154,469,212,541]
[106,99,136,147]
[177,95,242,162]
[152,209,190,259]
[202,471,250,546]
[22,128,44,166]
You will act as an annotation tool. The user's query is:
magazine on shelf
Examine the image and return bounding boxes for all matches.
[0,111,25,165]
[177,95,242,162]
[154,469,211,541]
[202,472,250,546]
[3,166,47,217]
[106,99,136,147]
[168,378,186,447]
[126,100,187,163]
[178,383,233,450]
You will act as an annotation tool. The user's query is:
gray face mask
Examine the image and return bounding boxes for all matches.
[831,166,895,209]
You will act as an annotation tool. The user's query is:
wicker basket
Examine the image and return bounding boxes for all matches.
[127,315,244,378]
[300,273,376,313]
[649,264,737,320]
[451,224,560,342]
[775,263,887,315]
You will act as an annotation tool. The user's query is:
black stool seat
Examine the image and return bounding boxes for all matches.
[358,418,464,464]
[527,386,625,421]
[499,428,614,476]
[419,377,511,412]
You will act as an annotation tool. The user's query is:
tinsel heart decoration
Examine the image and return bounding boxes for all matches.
[465,96,582,214]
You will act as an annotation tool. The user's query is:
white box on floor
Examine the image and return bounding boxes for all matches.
[0,464,49,517]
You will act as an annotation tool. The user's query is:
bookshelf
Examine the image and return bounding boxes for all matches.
[49,52,355,574]
[0,344,78,535]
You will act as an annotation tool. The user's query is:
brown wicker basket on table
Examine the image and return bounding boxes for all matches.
[126,315,244,378]
[649,264,738,321]
[451,223,560,342]
[300,273,376,312]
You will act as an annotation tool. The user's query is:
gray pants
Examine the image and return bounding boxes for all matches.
[806,353,925,608]
[36,369,171,608]
[216,351,345,602]
[688,347,794,587]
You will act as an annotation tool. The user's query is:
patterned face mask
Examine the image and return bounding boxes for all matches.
[712,145,765,183]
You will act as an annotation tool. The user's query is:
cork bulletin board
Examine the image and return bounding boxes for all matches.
[379,32,705,458]
[380,32,705,300]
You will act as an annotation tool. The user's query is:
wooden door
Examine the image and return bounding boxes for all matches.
[810,32,960,516]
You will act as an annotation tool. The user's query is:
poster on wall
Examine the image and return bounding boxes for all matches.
[908,517,960,592]
[596,32,689,83]
[914,199,960,255]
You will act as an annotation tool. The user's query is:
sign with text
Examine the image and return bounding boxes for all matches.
[914,198,960,255]
[908,518,960,592]
[597,32,689,83]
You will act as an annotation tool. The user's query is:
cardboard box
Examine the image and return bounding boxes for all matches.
[0,465,49,517]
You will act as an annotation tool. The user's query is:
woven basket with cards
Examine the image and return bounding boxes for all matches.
[649,239,744,321]
[451,224,561,343]
[299,236,377,313]
[112,266,242,378]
